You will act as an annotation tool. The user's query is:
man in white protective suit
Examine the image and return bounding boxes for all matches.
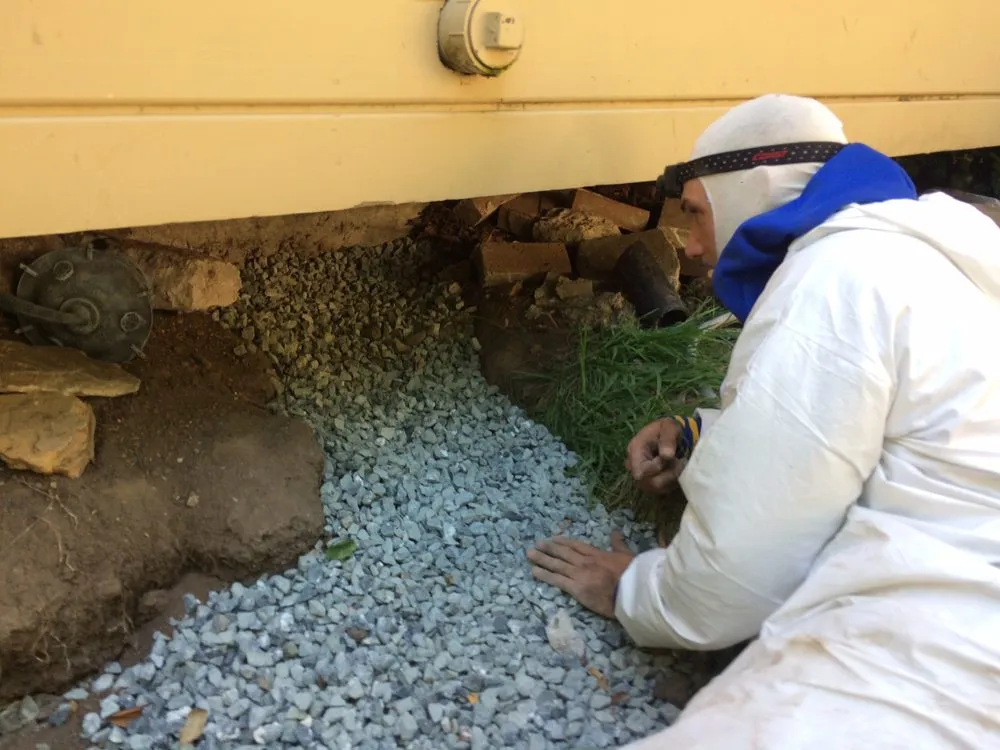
[526,93,1000,748]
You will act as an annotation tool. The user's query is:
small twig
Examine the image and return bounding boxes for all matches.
[14,476,79,526]
[13,476,50,499]
[39,515,75,573]
[48,631,73,675]
[0,511,46,559]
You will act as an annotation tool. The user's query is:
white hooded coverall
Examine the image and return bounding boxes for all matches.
[614,96,1000,749]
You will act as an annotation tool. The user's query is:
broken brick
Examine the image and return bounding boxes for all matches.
[497,208,536,239]
[570,190,650,232]
[453,194,519,227]
[497,193,558,238]
[473,241,571,287]
[577,228,680,287]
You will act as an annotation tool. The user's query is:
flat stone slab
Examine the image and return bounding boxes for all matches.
[0,340,140,398]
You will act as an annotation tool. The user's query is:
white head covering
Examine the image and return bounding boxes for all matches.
[691,94,849,252]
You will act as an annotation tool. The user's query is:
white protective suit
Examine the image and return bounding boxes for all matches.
[614,96,1000,748]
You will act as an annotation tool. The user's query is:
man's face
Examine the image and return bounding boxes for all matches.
[680,179,718,267]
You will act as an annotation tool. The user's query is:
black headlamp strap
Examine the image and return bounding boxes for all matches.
[657,141,847,199]
[677,141,846,182]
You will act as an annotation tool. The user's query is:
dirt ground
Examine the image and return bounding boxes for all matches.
[0,314,325,742]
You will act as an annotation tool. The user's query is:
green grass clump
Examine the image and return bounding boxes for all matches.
[525,303,738,526]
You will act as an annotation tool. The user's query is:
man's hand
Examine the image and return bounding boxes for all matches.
[626,418,684,495]
[526,532,635,619]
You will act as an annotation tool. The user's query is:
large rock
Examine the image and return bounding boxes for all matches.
[117,245,242,311]
[0,340,140,398]
[532,208,621,244]
[0,393,95,478]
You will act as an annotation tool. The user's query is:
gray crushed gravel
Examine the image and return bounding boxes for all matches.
[59,238,713,748]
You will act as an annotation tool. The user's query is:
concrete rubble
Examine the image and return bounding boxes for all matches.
[533,208,621,243]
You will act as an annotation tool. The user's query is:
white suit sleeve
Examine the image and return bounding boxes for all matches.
[694,407,721,435]
[614,320,894,649]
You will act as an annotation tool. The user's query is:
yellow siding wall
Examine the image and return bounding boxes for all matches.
[2,0,999,238]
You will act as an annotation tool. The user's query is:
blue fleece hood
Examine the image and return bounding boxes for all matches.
[711,143,918,322]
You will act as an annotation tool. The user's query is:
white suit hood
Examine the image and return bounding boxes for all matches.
[690,94,848,252]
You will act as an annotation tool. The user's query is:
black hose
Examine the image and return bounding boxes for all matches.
[615,239,689,327]
[0,293,83,326]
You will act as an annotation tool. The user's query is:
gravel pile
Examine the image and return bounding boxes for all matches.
[65,238,716,749]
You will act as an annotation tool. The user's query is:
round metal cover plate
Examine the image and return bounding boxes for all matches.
[16,244,154,363]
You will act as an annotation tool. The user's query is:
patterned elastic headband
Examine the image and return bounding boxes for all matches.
[656,141,847,199]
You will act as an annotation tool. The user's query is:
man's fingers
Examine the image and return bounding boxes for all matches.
[631,456,665,481]
[530,565,576,594]
[534,538,590,565]
[648,467,680,493]
[548,537,604,558]
[526,547,577,578]
[627,445,658,480]
[626,422,663,478]
[657,420,680,459]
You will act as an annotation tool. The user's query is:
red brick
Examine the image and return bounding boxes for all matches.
[570,190,650,232]
[473,241,571,287]
[453,194,519,227]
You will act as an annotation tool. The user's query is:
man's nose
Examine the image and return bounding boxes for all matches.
[684,234,703,259]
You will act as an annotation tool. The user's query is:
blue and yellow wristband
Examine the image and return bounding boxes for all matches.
[670,413,702,460]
